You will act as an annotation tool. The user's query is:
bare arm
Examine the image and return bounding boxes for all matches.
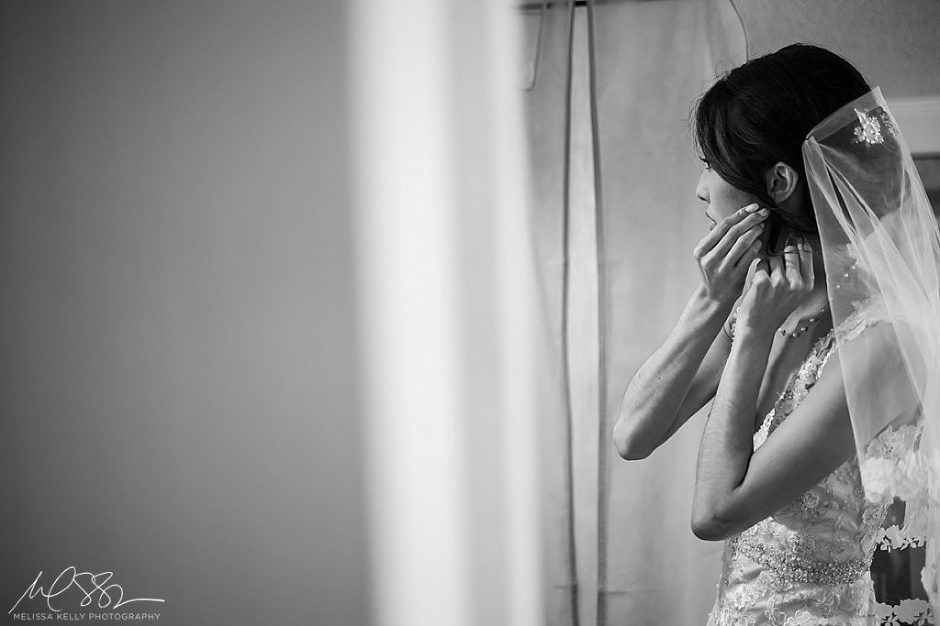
[691,326,858,540]
[692,322,917,540]
[613,204,768,460]
[689,238,902,540]
[613,286,732,459]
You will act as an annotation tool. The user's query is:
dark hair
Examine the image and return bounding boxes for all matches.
[693,44,870,234]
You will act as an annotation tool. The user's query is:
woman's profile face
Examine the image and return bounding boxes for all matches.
[695,165,760,228]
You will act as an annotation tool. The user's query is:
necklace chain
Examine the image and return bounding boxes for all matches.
[779,305,830,338]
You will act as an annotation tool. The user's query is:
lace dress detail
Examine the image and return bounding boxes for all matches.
[707,312,892,625]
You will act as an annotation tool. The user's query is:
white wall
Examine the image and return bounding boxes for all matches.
[0,2,368,624]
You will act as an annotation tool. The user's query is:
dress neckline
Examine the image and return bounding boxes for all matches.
[754,323,838,442]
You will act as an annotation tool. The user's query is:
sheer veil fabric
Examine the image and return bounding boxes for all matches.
[804,87,940,621]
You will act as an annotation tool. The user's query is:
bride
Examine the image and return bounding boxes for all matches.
[614,44,940,624]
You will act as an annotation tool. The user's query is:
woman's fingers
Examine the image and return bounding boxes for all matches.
[768,254,784,282]
[739,234,820,334]
[782,235,816,293]
[740,237,763,268]
[782,237,802,285]
[710,209,769,259]
[693,204,765,261]
[798,237,815,289]
[692,204,774,304]
[724,227,763,270]
[747,255,763,281]
[698,213,768,278]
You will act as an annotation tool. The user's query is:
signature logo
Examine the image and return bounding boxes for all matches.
[9,567,165,614]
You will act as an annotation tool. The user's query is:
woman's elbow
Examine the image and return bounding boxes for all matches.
[612,419,652,460]
[690,510,735,542]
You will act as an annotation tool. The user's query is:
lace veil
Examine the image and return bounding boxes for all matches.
[803,87,940,620]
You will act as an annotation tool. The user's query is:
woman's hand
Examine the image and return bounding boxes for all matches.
[692,204,769,305]
[737,236,815,336]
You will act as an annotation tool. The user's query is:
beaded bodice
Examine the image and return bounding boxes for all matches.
[706,320,891,625]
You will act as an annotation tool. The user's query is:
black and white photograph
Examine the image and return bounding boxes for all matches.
[3,1,940,625]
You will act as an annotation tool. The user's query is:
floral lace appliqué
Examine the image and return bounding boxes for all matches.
[874,598,932,625]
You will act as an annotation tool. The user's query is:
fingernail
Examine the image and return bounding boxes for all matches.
[745,204,760,213]
[759,208,770,216]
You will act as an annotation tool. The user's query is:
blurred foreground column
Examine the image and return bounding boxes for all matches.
[350,2,545,626]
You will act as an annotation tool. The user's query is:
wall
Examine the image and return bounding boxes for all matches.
[0,2,368,624]
[736,0,940,97]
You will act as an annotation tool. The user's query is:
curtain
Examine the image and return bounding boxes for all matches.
[522,4,581,625]
[523,1,746,624]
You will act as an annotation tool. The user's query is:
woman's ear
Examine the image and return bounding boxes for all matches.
[764,162,800,204]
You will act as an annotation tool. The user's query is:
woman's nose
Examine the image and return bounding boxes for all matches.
[695,172,708,203]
